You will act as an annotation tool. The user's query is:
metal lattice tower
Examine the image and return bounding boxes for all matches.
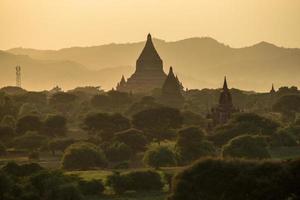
[16,65,21,88]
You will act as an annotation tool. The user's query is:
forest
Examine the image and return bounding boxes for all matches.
[0,85,300,200]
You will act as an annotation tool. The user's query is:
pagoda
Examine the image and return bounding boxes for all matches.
[116,34,167,93]
[209,77,238,126]
[159,66,184,108]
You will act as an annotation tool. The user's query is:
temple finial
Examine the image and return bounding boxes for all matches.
[223,76,228,90]
[147,33,152,40]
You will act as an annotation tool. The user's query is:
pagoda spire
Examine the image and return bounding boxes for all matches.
[223,76,228,90]
[270,84,276,93]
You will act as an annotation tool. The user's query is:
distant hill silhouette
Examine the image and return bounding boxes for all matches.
[5,37,300,91]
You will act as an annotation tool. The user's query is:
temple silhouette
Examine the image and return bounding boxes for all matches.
[116,34,167,93]
[208,77,238,126]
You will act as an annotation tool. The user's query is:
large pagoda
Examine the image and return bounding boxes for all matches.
[116,34,167,93]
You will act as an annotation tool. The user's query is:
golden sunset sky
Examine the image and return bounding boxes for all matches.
[1,0,300,50]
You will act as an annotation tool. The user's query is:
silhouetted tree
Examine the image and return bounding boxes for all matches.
[176,127,215,164]
[43,115,67,137]
[16,115,42,134]
[143,145,176,169]
[49,92,78,115]
[273,95,300,122]
[83,113,130,141]
[222,135,270,159]
[132,107,183,143]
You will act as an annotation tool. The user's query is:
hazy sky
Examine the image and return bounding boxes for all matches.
[1,0,300,50]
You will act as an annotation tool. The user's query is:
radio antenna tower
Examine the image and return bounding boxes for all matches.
[16,65,21,88]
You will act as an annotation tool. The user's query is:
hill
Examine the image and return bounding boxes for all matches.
[5,37,300,91]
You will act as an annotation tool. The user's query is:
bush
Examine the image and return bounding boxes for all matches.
[62,142,107,170]
[105,142,133,162]
[168,158,295,200]
[2,162,43,177]
[143,145,177,169]
[176,127,216,164]
[78,179,104,196]
[113,128,148,153]
[106,170,164,194]
[222,135,270,159]
[270,130,298,147]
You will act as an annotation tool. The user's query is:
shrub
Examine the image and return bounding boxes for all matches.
[176,127,216,164]
[143,145,177,169]
[105,142,132,162]
[168,158,294,200]
[62,142,107,170]
[2,162,43,177]
[270,130,298,147]
[78,179,104,196]
[222,135,270,159]
[106,170,164,194]
[113,128,148,153]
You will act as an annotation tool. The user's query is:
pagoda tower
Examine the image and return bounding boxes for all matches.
[270,84,276,94]
[116,34,167,93]
[210,77,237,126]
[159,66,184,108]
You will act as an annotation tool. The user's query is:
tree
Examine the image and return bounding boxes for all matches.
[62,142,107,170]
[181,111,207,127]
[49,92,78,115]
[222,135,270,159]
[18,103,40,117]
[48,138,76,155]
[83,113,130,141]
[91,94,110,110]
[176,127,215,164]
[43,115,67,137]
[16,115,42,134]
[126,96,161,116]
[105,142,133,162]
[143,145,176,169]
[113,128,148,153]
[13,131,47,151]
[132,107,183,143]
[212,113,280,146]
[273,95,300,121]
[169,158,293,200]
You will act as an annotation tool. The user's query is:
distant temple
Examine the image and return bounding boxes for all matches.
[209,77,238,126]
[116,34,167,93]
[159,66,184,108]
[270,84,276,94]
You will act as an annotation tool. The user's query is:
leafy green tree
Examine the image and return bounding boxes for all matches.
[169,158,293,200]
[222,135,270,159]
[213,113,280,146]
[91,94,110,110]
[176,127,215,164]
[143,145,177,169]
[18,103,40,117]
[126,96,161,116]
[78,179,104,196]
[132,107,183,143]
[83,113,130,141]
[16,115,42,134]
[43,115,67,137]
[48,138,76,155]
[113,128,148,153]
[13,131,47,151]
[105,142,133,162]
[181,111,207,127]
[273,95,300,121]
[62,142,107,170]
